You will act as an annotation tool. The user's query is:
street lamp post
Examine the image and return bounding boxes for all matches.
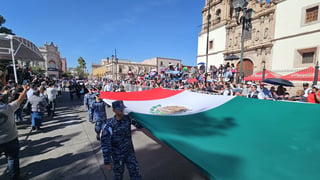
[205,0,211,83]
[114,49,119,81]
[110,51,119,81]
[313,61,319,85]
[232,0,254,83]
[262,61,266,81]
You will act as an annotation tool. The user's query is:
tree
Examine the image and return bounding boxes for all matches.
[62,70,72,78]
[77,57,87,79]
[0,16,5,25]
[75,66,83,79]
[77,57,86,70]
[0,15,14,35]
[31,66,45,76]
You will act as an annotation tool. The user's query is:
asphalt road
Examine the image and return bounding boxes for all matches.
[0,90,209,180]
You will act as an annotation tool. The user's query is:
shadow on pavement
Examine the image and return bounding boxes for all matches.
[19,147,102,179]
[0,91,97,179]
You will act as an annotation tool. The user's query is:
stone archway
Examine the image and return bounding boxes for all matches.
[236,59,254,78]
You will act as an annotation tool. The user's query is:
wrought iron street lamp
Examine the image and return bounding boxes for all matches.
[313,61,319,85]
[262,61,266,81]
[106,50,119,81]
[205,0,211,83]
[232,0,254,83]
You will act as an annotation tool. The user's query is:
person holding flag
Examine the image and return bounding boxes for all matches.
[100,100,141,180]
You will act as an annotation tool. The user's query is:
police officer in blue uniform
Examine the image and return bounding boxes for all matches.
[83,87,96,123]
[101,100,141,180]
[92,93,108,140]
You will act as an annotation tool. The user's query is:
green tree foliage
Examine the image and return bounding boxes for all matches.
[0,16,5,25]
[83,72,89,79]
[31,66,45,75]
[0,15,15,35]
[62,70,72,78]
[75,66,83,79]
[77,57,87,79]
[77,57,86,69]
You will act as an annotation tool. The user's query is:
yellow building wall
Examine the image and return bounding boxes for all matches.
[92,66,106,78]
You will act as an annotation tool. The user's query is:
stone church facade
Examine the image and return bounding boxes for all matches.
[198,0,320,79]
[198,0,276,77]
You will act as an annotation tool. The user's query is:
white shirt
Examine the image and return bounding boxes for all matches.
[247,91,264,99]
[46,87,57,101]
[304,88,311,98]
[27,88,35,99]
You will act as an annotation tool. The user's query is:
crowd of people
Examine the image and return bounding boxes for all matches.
[0,76,60,179]
[80,67,320,104]
[1,64,320,179]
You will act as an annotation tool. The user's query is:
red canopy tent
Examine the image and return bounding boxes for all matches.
[187,78,198,83]
[244,70,281,81]
[282,67,320,81]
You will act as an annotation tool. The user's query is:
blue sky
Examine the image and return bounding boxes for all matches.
[0,0,204,71]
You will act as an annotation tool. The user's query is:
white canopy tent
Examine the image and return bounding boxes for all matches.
[0,33,44,83]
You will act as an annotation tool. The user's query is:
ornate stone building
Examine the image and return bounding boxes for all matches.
[39,42,64,79]
[142,57,182,72]
[198,0,320,79]
[198,0,275,77]
[225,0,276,76]
[61,57,67,73]
[91,57,181,80]
[92,57,156,80]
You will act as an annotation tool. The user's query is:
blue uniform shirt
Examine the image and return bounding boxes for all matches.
[92,100,107,120]
[101,115,134,164]
[83,93,96,108]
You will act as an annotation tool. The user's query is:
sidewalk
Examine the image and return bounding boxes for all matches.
[0,91,208,180]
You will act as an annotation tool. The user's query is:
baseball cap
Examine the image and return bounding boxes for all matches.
[260,82,265,86]
[303,83,309,86]
[313,85,320,89]
[112,100,127,110]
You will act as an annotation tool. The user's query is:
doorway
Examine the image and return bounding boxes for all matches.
[236,59,253,78]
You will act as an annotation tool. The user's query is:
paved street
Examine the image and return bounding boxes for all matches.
[1,91,209,180]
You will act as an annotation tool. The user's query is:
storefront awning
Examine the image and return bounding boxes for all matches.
[0,33,44,61]
[0,33,44,83]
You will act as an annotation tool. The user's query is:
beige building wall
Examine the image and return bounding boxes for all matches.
[142,57,181,71]
[198,26,227,69]
[103,58,156,81]
[39,42,63,78]
[92,65,106,78]
[197,0,229,70]
[94,57,181,80]
[271,0,320,75]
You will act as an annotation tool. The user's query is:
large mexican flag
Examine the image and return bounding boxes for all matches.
[100,88,320,180]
